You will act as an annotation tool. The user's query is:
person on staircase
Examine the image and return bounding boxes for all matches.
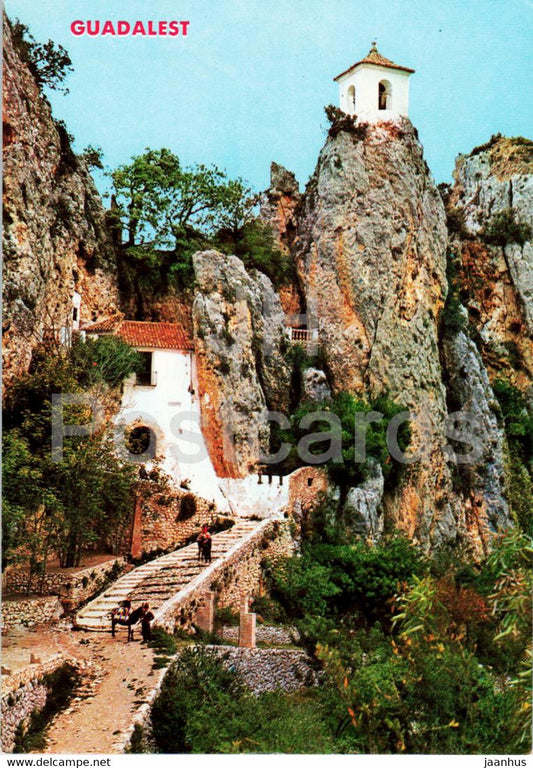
[197,524,212,563]
[141,604,154,643]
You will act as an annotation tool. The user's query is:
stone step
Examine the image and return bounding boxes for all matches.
[76,519,264,629]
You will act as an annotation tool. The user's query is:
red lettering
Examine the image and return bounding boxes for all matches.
[117,20,130,35]
[101,21,116,36]
[147,21,157,36]
[168,21,180,36]
[158,21,167,35]
[86,20,100,36]
[180,21,190,36]
[132,21,146,36]
[71,20,85,36]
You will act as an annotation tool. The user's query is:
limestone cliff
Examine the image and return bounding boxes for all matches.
[287,116,514,554]
[2,15,119,380]
[192,250,291,478]
[445,135,533,391]
[261,162,304,318]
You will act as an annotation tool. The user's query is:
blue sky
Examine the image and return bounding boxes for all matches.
[5,0,532,198]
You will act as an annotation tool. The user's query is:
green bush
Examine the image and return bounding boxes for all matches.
[483,208,531,246]
[70,335,142,388]
[268,535,426,629]
[279,391,411,487]
[151,646,333,753]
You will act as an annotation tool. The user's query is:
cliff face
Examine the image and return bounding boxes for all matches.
[192,250,291,478]
[446,136,533,390]
[281,117,515,554]
[2,16,119,380]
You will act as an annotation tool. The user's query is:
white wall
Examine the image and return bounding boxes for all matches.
[338,64,411,122]
[117,348,230,511]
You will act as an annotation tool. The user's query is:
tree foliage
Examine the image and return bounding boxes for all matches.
[110,148,290,290]
[11,19,73,93]
[2,343,137,574]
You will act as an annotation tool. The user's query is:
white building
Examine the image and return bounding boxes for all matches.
[84,317,230,510]
[335,42,414,122]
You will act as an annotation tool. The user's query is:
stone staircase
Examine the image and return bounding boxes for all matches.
[75,520,259,631]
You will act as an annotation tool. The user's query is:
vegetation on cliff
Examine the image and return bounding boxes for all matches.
[110,148,290,301]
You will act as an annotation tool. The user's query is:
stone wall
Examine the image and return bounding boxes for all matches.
[137,485,230,554]
[288,466,329,513]
[3,557,127,609]
[201,646,317,694]
[1,596,63,630]
[154,518,294,633]
[1,655,75,752]
[213,519,293,608]
[219,624,298,645]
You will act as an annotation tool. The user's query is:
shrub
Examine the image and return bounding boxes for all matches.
[11,18,73,93]
[70,335,142,389]
[177,494,197,521]
[483,208,531,246]
[279,391,411,487]
[324,105,368,140]
[151,646,333,753]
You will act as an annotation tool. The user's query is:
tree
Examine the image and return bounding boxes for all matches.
[11,19,73,93]
[111,148,254,249]
[81,145,104,170]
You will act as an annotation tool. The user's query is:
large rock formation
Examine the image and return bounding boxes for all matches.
[445,135,533,391]
[192,250,291,477]
[288,116,515,554]
[2,15,119,381]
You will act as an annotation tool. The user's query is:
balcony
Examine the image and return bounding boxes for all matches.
[287,327,319,344]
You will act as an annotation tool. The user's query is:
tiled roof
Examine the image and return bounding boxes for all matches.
[118,321,193,350]
[82,313,124,333]
[334,43,415,81]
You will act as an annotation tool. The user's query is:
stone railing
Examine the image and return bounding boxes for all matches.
[153,518,293,633]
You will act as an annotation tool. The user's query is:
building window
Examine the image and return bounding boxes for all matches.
[347,85,356,113]
[378,80,392,110]
[136,351,155,386]
[72,307,79,322]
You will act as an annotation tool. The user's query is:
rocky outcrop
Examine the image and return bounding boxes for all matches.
[340,461,384,540]
[261,162,303,317]
[441,329,510,541]
[446,135,533,390]
[303,367,331,402]
[295,118,463,549]
[2,14,119,381]
[192,250,291,477]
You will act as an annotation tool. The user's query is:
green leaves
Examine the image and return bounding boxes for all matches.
[11,19,73,93]
[111,148,255,250]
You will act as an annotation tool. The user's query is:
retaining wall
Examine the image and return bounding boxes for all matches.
[1,655,75,753]
[4,557,127,608]
[1,596,63,630]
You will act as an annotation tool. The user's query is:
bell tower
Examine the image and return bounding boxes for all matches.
[334,42,414,121]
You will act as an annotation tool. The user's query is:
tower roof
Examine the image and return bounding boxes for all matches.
[334,42,415,81]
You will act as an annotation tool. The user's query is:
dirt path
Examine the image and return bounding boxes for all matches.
[3,624,157,754]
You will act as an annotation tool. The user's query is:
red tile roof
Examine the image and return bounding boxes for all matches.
[118,321,193,350]
[334,43,415,81]
[82,313,124,333]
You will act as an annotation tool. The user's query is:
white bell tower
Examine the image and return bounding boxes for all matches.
[334,42,414,122]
